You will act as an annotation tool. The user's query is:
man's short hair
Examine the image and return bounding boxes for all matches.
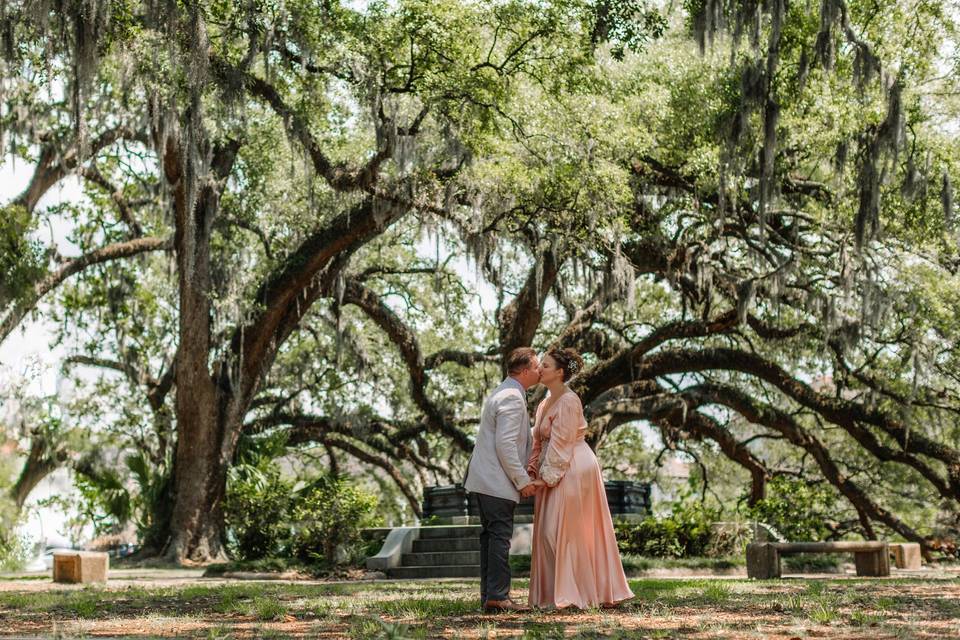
[505,347,537,375]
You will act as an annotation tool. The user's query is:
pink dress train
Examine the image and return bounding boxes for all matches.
[526,390,634,609]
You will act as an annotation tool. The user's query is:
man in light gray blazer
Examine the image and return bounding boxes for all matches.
[465,347,540,613]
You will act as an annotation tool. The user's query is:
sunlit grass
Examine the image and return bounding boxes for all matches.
[0,576,957,638]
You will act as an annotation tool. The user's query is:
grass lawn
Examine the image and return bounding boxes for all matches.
[1,576,959,638]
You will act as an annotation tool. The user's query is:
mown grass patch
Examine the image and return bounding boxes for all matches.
[374,596,479,618]
[1,575,958,638]
[252,596,288,621]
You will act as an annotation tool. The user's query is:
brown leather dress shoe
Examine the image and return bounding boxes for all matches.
[483,597,530,613]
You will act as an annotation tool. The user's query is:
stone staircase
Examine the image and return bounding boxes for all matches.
[386,525,481,579]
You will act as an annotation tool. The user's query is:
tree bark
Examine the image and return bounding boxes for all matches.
[163,137,240,563]
[162,154,409,562]
[10,435,67,510]
[497,247,560,369]
[11,126,139,214]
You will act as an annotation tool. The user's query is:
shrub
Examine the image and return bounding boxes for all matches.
[0,482,31,571]
[0,527,32,572]
[290,475,382,567]
[224,465,294,561]
[614,501,717,558]
[746,477,840,542]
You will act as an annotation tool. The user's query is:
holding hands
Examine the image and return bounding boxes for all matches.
[520,476,546,497]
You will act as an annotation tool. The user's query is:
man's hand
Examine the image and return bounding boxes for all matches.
[520,479,546,497]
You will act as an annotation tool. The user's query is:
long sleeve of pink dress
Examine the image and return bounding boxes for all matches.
[528,391,635,610]
[526,404,544,480]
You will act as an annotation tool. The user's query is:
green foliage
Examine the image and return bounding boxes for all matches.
[620,554,741,573]
[290,475,383,567]
[5,0,960,560]
[252,597,288,621]
[204,556,306,576]
[782,553,842,573]
[36,468,132,543]
[597,425,659,483]
[224,433,382,567]
[614,501,718,558]
[0,204,45,307]
[224,464,294,561]
[125,452,172,552]
[590,0,667,60]
[74,469,132,535]
[0,509,31,572]
[746,477,841,542]
[0,418,30,571]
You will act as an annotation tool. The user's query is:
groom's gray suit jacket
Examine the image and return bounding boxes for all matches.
[464,377,533,503]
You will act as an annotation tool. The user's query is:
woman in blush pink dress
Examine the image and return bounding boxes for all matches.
[525,347,634,610]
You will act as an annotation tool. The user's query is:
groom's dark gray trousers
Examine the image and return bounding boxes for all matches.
[474,492,515,603]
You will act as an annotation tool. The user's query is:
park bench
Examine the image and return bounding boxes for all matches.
[52,551,109,584]
[747,541,890,578]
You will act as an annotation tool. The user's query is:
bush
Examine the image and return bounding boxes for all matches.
[224,465,294,561]
[746,477,840,542]
[290,475,382,567]
[0,527,32,572]
[615,501,717,558]
[0,475,31,572]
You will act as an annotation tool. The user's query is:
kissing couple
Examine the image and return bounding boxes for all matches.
[464,346,635,612]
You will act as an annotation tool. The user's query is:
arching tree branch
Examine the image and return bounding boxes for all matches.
[681,382,930,551]
[0,235,173,342]
[339,277,472,451]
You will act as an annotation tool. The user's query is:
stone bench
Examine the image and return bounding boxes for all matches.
[889,542,922,570]
[53,552,109,584]
[747,541,890,579]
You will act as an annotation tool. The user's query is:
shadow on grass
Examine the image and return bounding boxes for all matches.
[2,577,959,638]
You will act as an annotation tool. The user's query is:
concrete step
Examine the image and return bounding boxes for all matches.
[387,564,481,579]
[413,537,481,553]
[417,525,481,539]
[402,551,481,567]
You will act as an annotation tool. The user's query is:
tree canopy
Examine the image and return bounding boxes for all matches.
[2,0,960,562]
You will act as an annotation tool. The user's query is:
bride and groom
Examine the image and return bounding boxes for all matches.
[464,346,634,612]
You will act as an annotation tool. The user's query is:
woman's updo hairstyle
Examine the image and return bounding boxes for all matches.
[546,347,584,382]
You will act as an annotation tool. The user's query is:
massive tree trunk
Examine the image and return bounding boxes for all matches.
[162,135,239,563]
[158,46,429,562]
[159,156,409,561]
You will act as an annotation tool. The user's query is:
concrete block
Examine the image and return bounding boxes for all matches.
[53,552,108,584]
[854,546,890,577]
[746,543,780,579]
[890,543,922,570]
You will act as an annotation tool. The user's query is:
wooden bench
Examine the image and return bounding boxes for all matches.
[746,541,890,579]
[53,552,109,584]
